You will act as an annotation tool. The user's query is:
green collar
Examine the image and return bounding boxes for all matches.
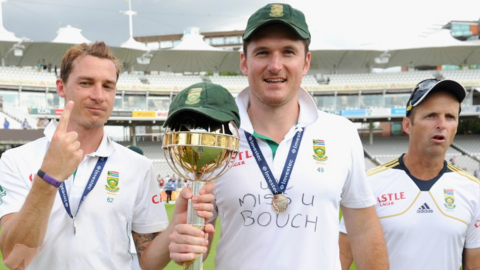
[253,131,279,159]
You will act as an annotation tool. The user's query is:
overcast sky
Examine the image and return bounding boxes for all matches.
[2,0,480,48]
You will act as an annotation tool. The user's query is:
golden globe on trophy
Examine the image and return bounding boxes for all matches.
[162,82,240,270]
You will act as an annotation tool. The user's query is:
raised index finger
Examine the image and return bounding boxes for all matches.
[57,100,74,132]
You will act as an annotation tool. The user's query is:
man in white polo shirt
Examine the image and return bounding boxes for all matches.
[339,79,480,270]
[169,3,388,269]
[0,42,214,270]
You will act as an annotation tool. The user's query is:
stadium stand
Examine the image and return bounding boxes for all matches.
[0,111,21,129]
[207,75,248,87]
[117,73,142,85]
[321,69,480,85]
[452,135,480,157]
[0,66,57,81]
[2,103,39,129]
[146,74,203,86]
[113,136,479,176]
[207,74,320,87]
[116,140,176,176]
[0,66,478,177]
[0,66,480,89]
[364,157,378,171]
[361,136,480,174]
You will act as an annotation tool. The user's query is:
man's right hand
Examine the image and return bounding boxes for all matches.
[40,100,83,182]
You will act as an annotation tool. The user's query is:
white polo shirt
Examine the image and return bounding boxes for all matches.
[340,155,480,270]
[212,87,375,270]
[0,121,169,270]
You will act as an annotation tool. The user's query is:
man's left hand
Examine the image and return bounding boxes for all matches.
[169,182,216,265]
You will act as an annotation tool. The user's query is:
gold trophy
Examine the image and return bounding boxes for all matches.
[162,82,240,270]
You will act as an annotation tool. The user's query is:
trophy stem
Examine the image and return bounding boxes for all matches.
[184,180,206,270]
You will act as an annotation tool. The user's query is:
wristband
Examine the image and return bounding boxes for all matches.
[37,169,62,188]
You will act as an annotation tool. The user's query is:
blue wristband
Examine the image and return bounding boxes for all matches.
[37,169,62,188]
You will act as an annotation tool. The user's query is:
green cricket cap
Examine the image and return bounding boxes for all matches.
[164,82,240,128]
[242,3,310,41]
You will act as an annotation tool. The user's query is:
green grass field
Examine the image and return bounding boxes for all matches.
[163,204,220,270]
[0,228,6,270]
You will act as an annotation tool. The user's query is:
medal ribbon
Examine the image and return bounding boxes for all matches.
[58,157,108,219]
[245,129,304,195]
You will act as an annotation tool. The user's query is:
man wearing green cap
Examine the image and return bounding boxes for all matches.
[169,3,388,269]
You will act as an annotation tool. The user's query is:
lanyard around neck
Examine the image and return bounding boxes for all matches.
[244,129,304,195]
[58,157,108,219]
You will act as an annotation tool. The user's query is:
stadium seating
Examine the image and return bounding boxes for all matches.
[0,65,478,177]
[364,157,378,171]
[0,66,57,81]
[206,74,320,87]
[145,74,203,86]
[0,66,479,88]
[362,136,480,175]
[2,103,39,129]
[452,135,480,157]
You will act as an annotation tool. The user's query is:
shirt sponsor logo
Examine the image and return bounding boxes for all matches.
[152,194,162,204]
[377,192,405,207]
[475,220,480,228]
[233,150,253,167]
[417,203,433,213]
[312,139,328,163]
[105,171,120,194]
[444,189,456,210]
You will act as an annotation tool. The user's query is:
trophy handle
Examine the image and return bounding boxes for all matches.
[183,180,206,270]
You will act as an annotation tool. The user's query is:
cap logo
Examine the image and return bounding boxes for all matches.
[185,87,202,105]
[269,4,284,17]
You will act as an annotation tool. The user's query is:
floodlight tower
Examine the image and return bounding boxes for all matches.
[123,0,136,44]
[120,0,147,51]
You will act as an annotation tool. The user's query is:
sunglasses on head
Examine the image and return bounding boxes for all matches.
[406,78,440,116]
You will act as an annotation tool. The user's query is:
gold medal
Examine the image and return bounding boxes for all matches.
[272,194,288,213]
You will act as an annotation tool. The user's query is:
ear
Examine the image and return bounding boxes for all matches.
[240,52,248,76]
[402,116,412,135]
[303,51,311,76]
[56,78,66,98]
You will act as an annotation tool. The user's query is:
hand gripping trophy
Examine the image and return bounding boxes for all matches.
[162,82,240,270]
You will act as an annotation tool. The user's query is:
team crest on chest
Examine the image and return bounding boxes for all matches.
[444,189,456,210]
[312,139,328,163]
[105,171,120,194]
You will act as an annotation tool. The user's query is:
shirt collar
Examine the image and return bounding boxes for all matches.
[44,120,115,157]
[236,86,318,133]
